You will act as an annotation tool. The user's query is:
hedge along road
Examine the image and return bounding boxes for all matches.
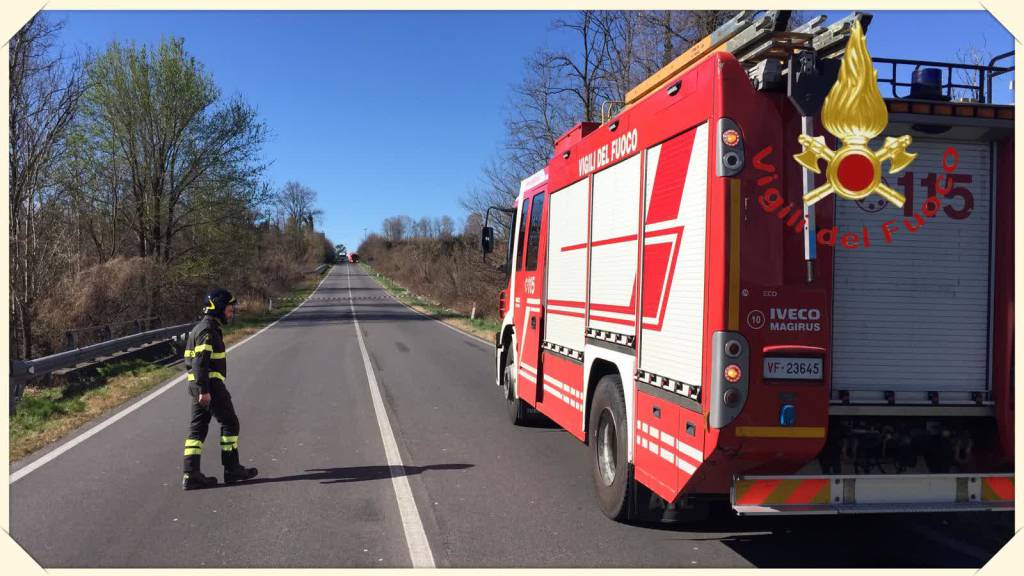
[9,265,1012,568]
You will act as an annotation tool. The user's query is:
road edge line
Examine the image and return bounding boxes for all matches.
[347,266,436,568]
[10,269,333,484]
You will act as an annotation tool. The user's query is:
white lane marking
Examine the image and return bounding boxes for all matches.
[347,268,435,568]
[10,269,334,484]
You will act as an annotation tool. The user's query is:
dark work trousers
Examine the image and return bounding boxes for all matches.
[183,379,240,473]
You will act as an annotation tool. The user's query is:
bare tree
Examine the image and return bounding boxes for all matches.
[9,14,85,359]
[382,215,410,243]
[461,12,604,221]
[275,181,322,228]
[412,216,433,239]
[437,215,455,238]
[543,11,613,123]
[462,213,484,238]
[463,10,741,230]
[954,39,992,102]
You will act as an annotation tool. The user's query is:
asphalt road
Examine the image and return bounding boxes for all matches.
[10,264,1013,568]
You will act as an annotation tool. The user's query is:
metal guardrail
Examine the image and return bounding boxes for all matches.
[9,322,194,414]
[64,316,161,351]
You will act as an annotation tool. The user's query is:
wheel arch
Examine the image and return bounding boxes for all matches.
[499,325,516,369]
[584,358,622,446]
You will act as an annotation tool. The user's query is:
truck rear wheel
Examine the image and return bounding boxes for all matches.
[502,344,530,425]
[590,373,643,521]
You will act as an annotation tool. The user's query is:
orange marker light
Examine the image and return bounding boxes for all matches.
[722,129,741,147]
[724,364,742,383]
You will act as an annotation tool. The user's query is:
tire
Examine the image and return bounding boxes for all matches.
[502,343,531,425]
[589,373,646,521]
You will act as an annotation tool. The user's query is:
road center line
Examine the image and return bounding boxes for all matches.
[10,269,332,484]
[347,267,436,568]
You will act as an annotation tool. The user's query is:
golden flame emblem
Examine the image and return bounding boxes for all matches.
[795,20,916,207]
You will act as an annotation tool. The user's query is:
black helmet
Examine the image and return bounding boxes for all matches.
[204,288,236,321]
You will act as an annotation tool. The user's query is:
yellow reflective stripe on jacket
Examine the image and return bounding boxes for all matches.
[188,372,225,382]
[184,345,222,359]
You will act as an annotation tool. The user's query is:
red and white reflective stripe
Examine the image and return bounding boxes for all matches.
[645,220,685,234]
[542,374,584,411]
[675,438,704,464]
[640,233,681,326]
[548,303,584,315]
[542,384,578,411]
[519,360,537,383]
[635,420,702,475]
[526,298,542,306]
[590,309,635,321]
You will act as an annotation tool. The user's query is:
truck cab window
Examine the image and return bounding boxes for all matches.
[525,193,546,271]
[503,216,515,278]
[515,199,530,271]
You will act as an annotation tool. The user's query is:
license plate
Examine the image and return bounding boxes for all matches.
[763,357,823,380]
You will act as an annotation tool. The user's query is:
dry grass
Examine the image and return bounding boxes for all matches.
[358,234,505,328]
[361,264,498,343]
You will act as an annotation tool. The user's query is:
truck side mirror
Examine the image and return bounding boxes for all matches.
[481,226,495,254]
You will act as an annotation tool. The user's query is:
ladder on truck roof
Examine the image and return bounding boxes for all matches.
[618,10,873,113]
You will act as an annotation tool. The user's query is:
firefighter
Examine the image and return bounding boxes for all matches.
[181,288,258,490]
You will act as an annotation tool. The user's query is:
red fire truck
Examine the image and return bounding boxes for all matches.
[482,11,1014,521]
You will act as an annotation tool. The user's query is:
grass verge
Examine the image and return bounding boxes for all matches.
[10,270,328,462]
[11,359,178,461]
[359,263,499,342]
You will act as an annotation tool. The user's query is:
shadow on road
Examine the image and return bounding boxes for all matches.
[211,463,474,487]
[635,504,1013,568]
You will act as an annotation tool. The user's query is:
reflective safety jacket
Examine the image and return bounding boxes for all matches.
[184,315,227,394]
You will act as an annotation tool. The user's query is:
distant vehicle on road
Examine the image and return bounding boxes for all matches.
[483,10,1014,523]
[348,253,360,263]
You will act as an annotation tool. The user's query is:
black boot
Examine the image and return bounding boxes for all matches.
[182,454,218,490]
[222,449,258,483]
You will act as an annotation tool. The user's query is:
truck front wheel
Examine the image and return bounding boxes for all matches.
[590,373,640,521]
[502,344,530,425]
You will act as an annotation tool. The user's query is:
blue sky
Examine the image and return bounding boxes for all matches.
[50,10,1014,251]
